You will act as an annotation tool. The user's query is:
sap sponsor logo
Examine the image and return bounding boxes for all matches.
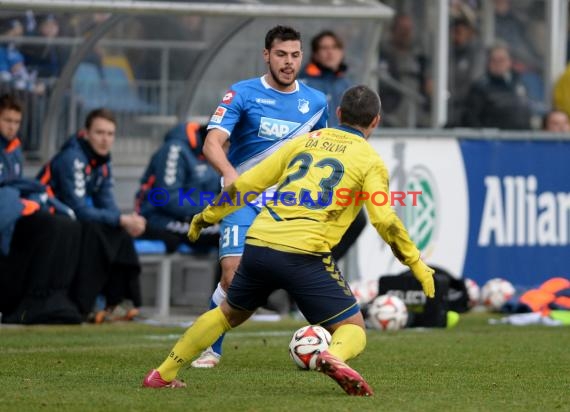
[387,290,426,306]
[222,90,235,104]
[255,98,276,105]
[258,117,300,140]
[210,106,227,124]
[479,175,570,246]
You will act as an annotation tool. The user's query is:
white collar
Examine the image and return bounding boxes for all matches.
[260,75,299,94]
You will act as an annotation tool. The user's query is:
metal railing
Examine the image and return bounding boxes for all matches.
[3,79,186,162]
[0,32,208,160]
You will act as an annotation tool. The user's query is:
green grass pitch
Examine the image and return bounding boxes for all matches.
[0,313,569,412]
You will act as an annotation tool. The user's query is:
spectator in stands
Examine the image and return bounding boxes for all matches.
[494,0,541,72]
[135,122,219,252]
[37,108,145,323]
[543,110,570,133]
[21,14,68,80]
[447,16,485,127]
[378,13,431,127]
[494,0,546,117]
[450,0,478,22]
[299,30,351,127]
[0,19,45,94]
[462,43,531,129]
[0,94,83,324]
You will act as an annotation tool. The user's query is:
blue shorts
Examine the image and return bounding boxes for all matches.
[227,244,360,326]
[219,206,259,259]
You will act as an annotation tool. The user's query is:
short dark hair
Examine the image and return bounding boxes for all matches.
[451,16,473,29]
[339,85,381,128]
[265,25,301,50]
[85,108,116,129]
[542,110,570,130]
[311,30,344,54]
[0,94,23,115]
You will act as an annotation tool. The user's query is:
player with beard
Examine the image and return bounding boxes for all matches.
[185,26,328,369]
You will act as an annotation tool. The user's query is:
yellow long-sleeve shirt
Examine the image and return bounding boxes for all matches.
[201,126,421,266]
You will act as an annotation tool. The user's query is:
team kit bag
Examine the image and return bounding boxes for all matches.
[370,266,469,328]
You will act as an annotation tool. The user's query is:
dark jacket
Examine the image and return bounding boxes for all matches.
[37,133,120,226]
[0,135,23,184]
[299,61,351,127]
[0,186,24,255]
[0,136,25,254]
[0,136,71,254]
[135,122,219,230]
[462,71,532,130]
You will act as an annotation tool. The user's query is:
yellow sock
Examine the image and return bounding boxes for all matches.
[327,324,366,362]
[157,307,231,381]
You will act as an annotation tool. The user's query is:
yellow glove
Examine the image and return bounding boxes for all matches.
[409,259,435,298]
[187,213,213,242]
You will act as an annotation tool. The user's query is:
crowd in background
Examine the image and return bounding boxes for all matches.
[1,1,570,136]
[380,0,570,130]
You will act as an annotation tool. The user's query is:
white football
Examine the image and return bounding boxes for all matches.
[481,278,515,311]
[289,325,332,370]
[349,279,378,305]
[367,294,408,331]
[464,278,481,308]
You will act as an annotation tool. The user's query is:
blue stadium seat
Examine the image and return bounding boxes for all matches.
[72,62,108,109]
[177,243,194,254]
[101,66,156,113]
[134,239,167,254]
[72,62,156,113]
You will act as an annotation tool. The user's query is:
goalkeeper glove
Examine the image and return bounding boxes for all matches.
[187,213,213,242]
[409,259,435,298]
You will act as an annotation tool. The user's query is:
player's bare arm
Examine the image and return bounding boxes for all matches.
[203,128,239,187]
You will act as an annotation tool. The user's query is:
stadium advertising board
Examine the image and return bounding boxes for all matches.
[356,137,570,287]
[460,139,570,287]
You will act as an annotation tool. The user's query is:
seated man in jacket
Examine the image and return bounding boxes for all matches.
[136,122,219,252]
[461,42,532,130]
[0,93,82,324]
[38,108,146,322]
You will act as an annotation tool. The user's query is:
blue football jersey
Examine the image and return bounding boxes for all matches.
[207,76,328,173]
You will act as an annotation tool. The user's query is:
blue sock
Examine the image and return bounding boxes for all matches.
[208,283,227,356]
[209,298,225,356]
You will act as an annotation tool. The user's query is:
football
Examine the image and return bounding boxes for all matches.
[288,325,332,370]
[367,294,408,331]
[464,278,481,308]
[349,278,378,305]
[481,278,515,311]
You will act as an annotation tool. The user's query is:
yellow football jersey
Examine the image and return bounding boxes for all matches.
[201,126,421,266]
